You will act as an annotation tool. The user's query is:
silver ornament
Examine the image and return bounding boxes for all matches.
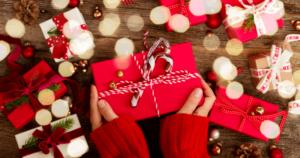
[62,96,72,105]
[210,129,220,139]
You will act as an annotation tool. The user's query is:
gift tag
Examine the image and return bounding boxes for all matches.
[5,19,25,38]
[0,40,10,62]
[260,120,280,139]
[35,109,52,126]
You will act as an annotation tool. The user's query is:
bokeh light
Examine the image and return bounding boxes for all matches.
[203,33,220,51]
[226,6,244,28]
[63,20,81,39]
[189,0,206,16]
[115,38,134,57]
[0,40,10,62]
[226,38,243,56]
[38,89,55,105]
[59,61,75,77]
[213,57,237,80]
[78,48,94,59]
[114,55,131,70]
[51,0,69,10]
[35,109,52,126]
[67,139,89,157]
[150,6,171,25]
[226,81,244,99]
[127,15,144,32]
[169,14,190,33]
[99,13,120,36]
[278,80,296,99]
[103,0,120,9]
[260,120,280,139]
[69,32,94,55]
[203,0,222,15]
[51,99,70,118]
[5,19,25,38]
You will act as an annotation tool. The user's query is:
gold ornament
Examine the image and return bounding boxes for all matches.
[209,138,214,141]
[80,0,83,4]
[291,20,300,30]
[82,69,88,73]
[251,111,256,116]
[24,42,31,47]
[254,105,264,115]
[74,62,79,67]
[270,145,277,150]
[110,81,116,89]
[79,60,89,69]
[117,71,124,78]
[164,48,171,54]
[206,30,212,37]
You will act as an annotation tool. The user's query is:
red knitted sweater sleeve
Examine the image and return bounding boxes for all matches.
[160,114,210,158]
[90,116,150,158]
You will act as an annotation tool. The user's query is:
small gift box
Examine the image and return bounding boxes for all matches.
[158,0,207,32]
[16,114,89,158]
[90,42,204,120]
[40,7,95,62]
[220,0,284,43]
[209,86,288,142]
[0,60,67,129]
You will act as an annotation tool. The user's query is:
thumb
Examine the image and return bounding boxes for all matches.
[97,100,119,122]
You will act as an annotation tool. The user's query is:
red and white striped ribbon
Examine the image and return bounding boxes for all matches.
[120,0,133,5]
[167,0,189,18]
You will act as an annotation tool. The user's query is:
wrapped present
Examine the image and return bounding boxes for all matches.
[120,0,141,5]
[91,38,204,120]
[0,60,67,129]
[40,7,95,62]
[209,86,288,142]
[158,0,207,32]
[220,0,284,43]
[15,114,89,158]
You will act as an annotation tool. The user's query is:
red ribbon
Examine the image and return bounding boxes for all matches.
[120,0,133,5]
[32,124,70,158]
[168,0,189,18]
[46,14,88,60]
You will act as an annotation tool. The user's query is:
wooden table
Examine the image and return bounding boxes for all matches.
[1,0,300,157]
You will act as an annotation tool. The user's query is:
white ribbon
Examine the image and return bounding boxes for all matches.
[223,0,283,37]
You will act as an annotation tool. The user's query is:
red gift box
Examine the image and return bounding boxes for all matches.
[220,0,284,43]
[0,60,67,129]
[159,0,207,32]
[91,42,204,120]
[209,86,287,142]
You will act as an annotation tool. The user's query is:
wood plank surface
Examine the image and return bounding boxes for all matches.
[0,0,300,157]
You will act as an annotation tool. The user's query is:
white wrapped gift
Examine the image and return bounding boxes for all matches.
[40,8,95,62]
[15,114,89,158]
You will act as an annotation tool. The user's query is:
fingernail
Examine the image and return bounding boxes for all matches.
[194,88,202,98]
[98,100,106,109]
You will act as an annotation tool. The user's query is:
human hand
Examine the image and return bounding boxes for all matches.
[177,78,216,117]
[90,84,119,131]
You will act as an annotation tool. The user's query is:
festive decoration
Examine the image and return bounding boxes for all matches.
[93,7,103,19]
[205,14,222,29]
[5,19,25,38]
[206,30,212,37]
[68,0,81,8]
[291,20,300,30]
[270,145,283,158]
[110,81,116,89]
[254,105,264,115]
[35,109,52,126]
[209,129,220,140]
[12,0,40,25]
[82,69,88,73]
[40,9,48,13]
[22,43,35,59]
[117,71,124,78]
[59,61,78,77]
[0,40,11,62]
[212,143,222,155]
[236,143,262,158]
[242,14,255,32]
[51,99,71,118]
[62,96,72,105]
[79,60,89,69]
[206,70,218,83]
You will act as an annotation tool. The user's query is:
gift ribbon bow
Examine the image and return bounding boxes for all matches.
[97,31,200,116]
[121,0,133,5]
[214,68,288,143]
[257,34,300,93]
[32,124,70,158]
[168,0,189,18]
[224,0,283,36]
[46,14,89,60]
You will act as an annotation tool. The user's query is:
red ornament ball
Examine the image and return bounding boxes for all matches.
[206,70,218,83]
[206,14,222,29]
[212,143,222,155]
[68,0,80,8]
[93,7,103,19]
[270,148,283,158]
[22,43,35,59]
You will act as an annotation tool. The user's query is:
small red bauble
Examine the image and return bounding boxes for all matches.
[68,0,81,8]
[93,7,103,19]
[206,14,222,29]
[206,70,218,83]
[270,146,283,158]
[212,143,222,155]
[22,43,35,59]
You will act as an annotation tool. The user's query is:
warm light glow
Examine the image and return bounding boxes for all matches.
[38,89,55,105]
[63,20,81,39]
[35,109,52,126]
[278,80,296,99]
[189,0,206,16]
[203,33,220,51]
[169,14,190,33]
[59,61,75,77]
[51,0,69,10]
[226,38,243,56]
[226,81,244,99]
[203,0,222,14]
[127,15,144,32]
[114,55,131,70]
[295,92,300,100]
[78,48,94,59]
[115,38,134,57]
[5,19,25,38]
[51,99,70,118]
[103,0,120,9]
[0,40,10,62]
[226,6,244,28]
[150,6,171,25]
[213,57,238,80]
[260,120,280,139]
[67,139,89,157]
[99,13,120,36]
[69,32,94,55]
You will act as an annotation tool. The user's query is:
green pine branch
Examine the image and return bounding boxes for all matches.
[4,83,61,110]
[242,14,256,33]
[22,118,75,150]
[47,27,71,42]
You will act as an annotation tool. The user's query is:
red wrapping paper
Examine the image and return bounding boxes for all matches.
[209,86,280,141]
[0,60,67,129]
[91,42,204,120]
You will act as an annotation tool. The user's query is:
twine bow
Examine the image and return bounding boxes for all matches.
[168,0,189,18]
[224,0,283,36]
[32,124,70,158]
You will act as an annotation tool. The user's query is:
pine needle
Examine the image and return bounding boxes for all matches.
[51,118,75,133]
[242,14,256,33]
[47,27,71,42]
[22,136,41,151]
